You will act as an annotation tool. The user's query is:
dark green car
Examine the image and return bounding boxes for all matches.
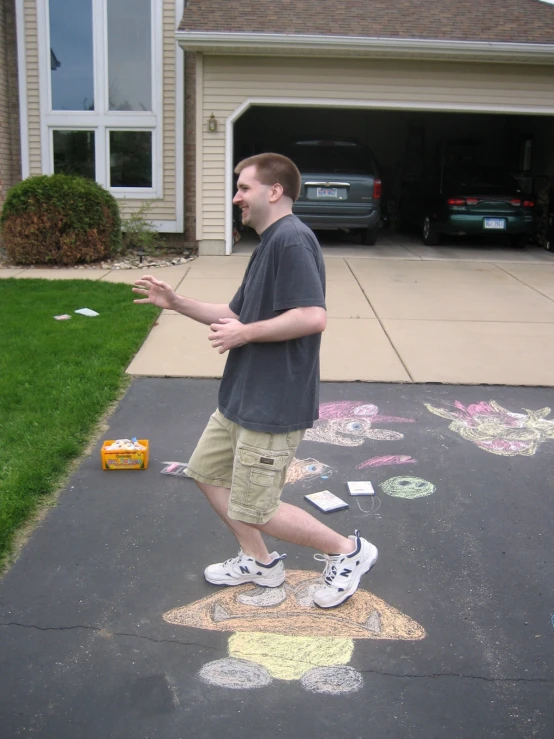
[404,165,535,247]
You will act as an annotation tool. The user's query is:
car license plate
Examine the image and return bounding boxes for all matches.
[316,187,338,199]
[483,218,506,230]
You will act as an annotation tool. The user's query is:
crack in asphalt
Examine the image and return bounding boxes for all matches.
[0,621,217,651]
[1,622,552,683]
[358,668,553,683]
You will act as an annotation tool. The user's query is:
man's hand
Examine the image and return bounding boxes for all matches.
[208,317,248,354]
[132,275,177,311]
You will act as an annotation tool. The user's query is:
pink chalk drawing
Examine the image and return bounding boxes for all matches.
[304,402,415,447]
[425,400,554,457]
[356,455,417,470]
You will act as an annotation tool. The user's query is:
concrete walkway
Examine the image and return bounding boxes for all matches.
[2,239,554,385]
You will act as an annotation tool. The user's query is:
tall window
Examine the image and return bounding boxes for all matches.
[49,0,94,111]
[108,0,151,112]
[42,0,160,195]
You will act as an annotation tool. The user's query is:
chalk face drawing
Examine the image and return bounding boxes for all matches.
[381,476,436,499]
[425,400,554,456]
[286,457,333,484]
[305,402,415,447]
[357,455,417,469]
[164,570,425,694]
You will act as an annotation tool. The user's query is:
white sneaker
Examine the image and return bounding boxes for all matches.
[312,530,378,608]
[204,550,286,587]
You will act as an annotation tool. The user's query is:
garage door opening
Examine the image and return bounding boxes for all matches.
[232,105,554,251]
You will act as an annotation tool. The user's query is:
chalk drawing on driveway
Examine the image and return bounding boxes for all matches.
[164,570,425,694]
[286,457,333,484]
[304,401,415,447]
[357,455,417,469]
[381,476,436,499]
[425,400,554,457]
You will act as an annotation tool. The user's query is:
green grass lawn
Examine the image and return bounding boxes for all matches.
[0,277,159,567]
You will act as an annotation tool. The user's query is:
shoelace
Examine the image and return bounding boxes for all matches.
[313,553,343,586]
[223,550,249,567]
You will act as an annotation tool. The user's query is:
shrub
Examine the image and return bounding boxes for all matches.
[121,201,163,255]
[0,175,122,265]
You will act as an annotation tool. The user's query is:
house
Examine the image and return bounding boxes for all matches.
[3,0,554,255]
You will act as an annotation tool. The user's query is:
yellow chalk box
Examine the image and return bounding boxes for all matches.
[101,440,149,470]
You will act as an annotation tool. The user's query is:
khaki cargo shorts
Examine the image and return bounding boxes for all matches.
[185,409,304,525]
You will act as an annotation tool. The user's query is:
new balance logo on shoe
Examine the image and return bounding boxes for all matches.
[312,531,378,608]
[204,550,286,588]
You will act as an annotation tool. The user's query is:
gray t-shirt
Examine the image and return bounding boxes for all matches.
[218,214,326,433]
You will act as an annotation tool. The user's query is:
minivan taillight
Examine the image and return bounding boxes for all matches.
[373,179,382,200]
[447,198,466,206]
[522,199,535,207]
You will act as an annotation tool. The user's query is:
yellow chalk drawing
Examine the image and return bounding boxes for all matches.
[229,633,353,681]
[381,476,436,499]
[164,570,426,693]
[425,400,554,457]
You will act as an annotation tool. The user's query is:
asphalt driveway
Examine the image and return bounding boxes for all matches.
[1,379,553,738]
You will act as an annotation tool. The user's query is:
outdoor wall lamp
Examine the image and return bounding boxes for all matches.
[207,113,218,133]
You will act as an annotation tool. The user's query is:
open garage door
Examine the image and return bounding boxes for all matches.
[232,106,554,251]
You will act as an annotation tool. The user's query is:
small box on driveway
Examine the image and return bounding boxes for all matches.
[101,439,149,470]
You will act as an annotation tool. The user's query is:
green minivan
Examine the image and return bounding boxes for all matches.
[284,139,383,246]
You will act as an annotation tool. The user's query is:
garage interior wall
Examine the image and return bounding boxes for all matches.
[198,54,554,254]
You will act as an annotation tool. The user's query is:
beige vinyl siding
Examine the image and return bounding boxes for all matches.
[200,54,554,241]
[24,0,41,176]
[21,0,178,224]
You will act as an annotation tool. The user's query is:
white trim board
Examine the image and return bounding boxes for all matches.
[177,31,554,65]
[174,0,185,232]
[14,0,29,178]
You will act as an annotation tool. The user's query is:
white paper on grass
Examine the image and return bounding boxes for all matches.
[75,308,99,317]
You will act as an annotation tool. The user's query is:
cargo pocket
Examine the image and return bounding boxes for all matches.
[232,445,291,514]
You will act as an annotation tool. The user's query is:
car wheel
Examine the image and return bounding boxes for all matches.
[422,216,440,246]
[361,224,379,246]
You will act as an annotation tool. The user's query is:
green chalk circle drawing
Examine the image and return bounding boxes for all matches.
[381,476,436,499]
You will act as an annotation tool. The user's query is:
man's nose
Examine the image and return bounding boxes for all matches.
[232,191,241,204]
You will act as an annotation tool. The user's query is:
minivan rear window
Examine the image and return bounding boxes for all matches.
[285,142,376,175]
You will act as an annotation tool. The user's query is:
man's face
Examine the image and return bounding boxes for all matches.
[233,165,274,233]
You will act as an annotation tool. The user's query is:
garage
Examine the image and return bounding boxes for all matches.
[234,105,554,249]
[177,2,554,256]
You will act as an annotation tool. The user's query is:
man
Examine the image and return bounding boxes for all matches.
[133,153,378,608]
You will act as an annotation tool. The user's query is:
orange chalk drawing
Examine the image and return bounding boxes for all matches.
[164,570,426,694]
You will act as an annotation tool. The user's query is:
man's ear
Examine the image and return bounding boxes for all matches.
[268,182,284,202]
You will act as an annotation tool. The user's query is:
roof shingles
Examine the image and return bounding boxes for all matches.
[179,0,554,45]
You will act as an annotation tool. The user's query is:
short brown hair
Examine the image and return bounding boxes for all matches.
[234,153,301,202]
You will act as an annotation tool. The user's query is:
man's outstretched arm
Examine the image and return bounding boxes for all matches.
[133,275,238,325]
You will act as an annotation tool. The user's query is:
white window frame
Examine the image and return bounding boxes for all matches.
[37,0,163,198]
